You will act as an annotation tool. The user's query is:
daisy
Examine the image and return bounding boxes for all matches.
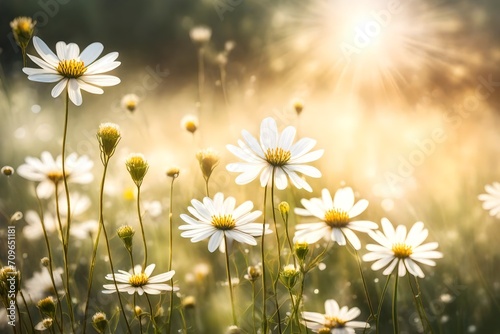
[23,267,64,302]
[301,299,369,333]
[226,117,323,192]
[179,192,267,253]
[17,151,93,199]
[362,218,443,278]
[294,187,378,250]
[102,263,177,296]
[22,36,120,106]
[478,182,500,218]
[23,210,57,240]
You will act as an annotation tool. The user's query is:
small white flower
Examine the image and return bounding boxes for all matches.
[179,192,267,253]
[226,117,323,192]
[294,187,378,250]
[362,218,443,278]
[301,299,369,333]
[103,263,177,296]
[120,93,139,112]
[23,36,120,106]
[23,210,57,240]
[23,268,64,302]
[17,151,93,199]
[478,182,500,218]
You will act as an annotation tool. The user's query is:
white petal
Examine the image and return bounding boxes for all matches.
[77,79,104,94]
[27,73,63,83]
[208,231,224,252]
[79,42,104,65]
[274,168,288,190]
[81,75,120,86]
[260,117,278,150]
[349,199,368,218]
[278,126,296,150]
[51,79,68,97]
[67,79,82,106]
[32,37,59,67]
[65,43,80,60]
[84,52,120,74]
[324,299,340,316]
[56,41,67,60]
[342,228,361,250]
[26,54,57,71]
[333,187,355,211]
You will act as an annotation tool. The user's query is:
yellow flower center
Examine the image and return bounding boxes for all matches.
[128,273,148,287]
[211,214,236,230]
[47,170,65,183]
[392,243,413,258]
[324,316,346,328]
[125,101,137,112]
[264,147,291,167]
[324,209,349,228]
[57,59,86,78]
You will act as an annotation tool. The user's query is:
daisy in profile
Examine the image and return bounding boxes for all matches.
[301,299,369,333]
[478,182,500,218]
[102,263,177,296]
[17,151,93,198]
[179,192,266,252]
[294,187,378,250]
[362,218,443,278]
[226,117,323,192]
[22,36,120,106]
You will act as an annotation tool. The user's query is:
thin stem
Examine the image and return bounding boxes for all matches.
[135,294,144,334]
[145,294,158,332]
[348,241,376,321]
[35,187,63,331]
[261,185,269,333]
[270,168,283,333]
[252,282,257,334]
[167,176,176,334]
[83,159,108,333]
[283,215,296,267]
[408,275,435,334]
[18,290,34,331]
[376,274,392,334]
[136,186,148,270]
[61,91,75,333]
[99,157,132,333]
[392,273,399,334]
[204,179,210,197]
[21,47,27,68]
[223,233,238,326]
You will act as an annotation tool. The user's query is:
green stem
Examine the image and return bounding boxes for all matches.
[223,233,238,326]
[270,168,283,333]
[409,275,435,334]
[18,290,34,332]
[392,273,399,334]
[252,282,257,334]
[376,274,392,334]
[35,187,63,331]
[99,157,132,333]
[204,179,210,197]
[60,91,75,333]
[348,241,376,322]
[167,177,176,334]
[261,185,269,333]
[136,186,148,270]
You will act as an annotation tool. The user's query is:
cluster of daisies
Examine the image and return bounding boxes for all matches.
[8,27,468,333]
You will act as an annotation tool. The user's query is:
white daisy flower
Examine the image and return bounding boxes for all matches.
[102,263,177,296]
[17,151,93,199]
[226,117,323,192]
[23,210,57,240]
[22,36,120,106]
[294,187,378,250]
[301,299,369,333]
[179,192,267,253]
[478,182,500,218]
[23,267,64,302]
[362,218,443,278]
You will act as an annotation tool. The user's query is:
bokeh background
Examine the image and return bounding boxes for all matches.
[1,0,500,333]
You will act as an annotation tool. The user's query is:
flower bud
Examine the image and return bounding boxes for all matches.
[92,312,108,334]
[97,123,121,158]
[37,296,56,316]
[294,241,309,263]
[279,264,300,289]
[182,295,196,309]
[292,98,304,115]
[125,153,149,187]
[41,257,50,267]
[10,17,35,49]
[279,201,290,223]
[226,325,241,334]
[181,115,198,134]
[117,225,135,251]
[189,26,212,44]
[1,166,14,177]
[244,265,262,282]
[121,94,139,112]
[166,167,180,179]
[196,148,220,182]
